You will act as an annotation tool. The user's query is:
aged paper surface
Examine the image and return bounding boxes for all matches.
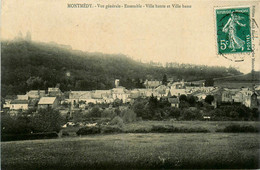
[1,0,259,73]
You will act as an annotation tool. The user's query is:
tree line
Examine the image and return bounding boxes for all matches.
[1,40,241,97]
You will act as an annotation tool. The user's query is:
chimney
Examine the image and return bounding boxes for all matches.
[115,79,120,88]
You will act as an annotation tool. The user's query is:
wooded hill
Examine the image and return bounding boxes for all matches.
[1,40,241,97]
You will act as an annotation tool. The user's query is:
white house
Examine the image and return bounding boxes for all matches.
[48,87,62,97]
[10,100,28,110]
[112,86,129,103]
[17,95,29,100]
[38,97,59,109]
[26,90,46,99]
[243,93,258,109]
[144,80,162,89]
[69,91,93,105]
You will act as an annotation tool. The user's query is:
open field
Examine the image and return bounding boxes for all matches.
[2,133,260,169]
[61,121,260,136]
[123,120,260,132]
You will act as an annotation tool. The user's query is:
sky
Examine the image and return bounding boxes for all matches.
[1,0,260,73]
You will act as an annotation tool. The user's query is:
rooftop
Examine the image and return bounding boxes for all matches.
[10,100,28,104]
[38,97,56,105]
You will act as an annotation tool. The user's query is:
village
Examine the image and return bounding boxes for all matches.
[2,78,259,118]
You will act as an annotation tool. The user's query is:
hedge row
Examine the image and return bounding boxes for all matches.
[216,125,259,133]
[76,125,209,136]
[1,132,58,142]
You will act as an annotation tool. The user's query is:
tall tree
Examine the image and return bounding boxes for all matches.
[162,74,168,85]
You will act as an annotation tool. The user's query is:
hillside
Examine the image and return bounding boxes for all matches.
[214,72,260,81]
[213,71,260,88]
[1,40,241,96]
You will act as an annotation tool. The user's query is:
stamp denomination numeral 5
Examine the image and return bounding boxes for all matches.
[220,40,228,50]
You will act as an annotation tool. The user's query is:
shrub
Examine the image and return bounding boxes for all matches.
[229,111,239,118]
[150,125,209,133]
[132,98,149,118]
[179,101,190,109]
[76,126,101,135]
[100,125,122,134]
[126,128,149,133]
[180,108,202,120]
[110,116,124,127]
[72,110,84,122]
[1,132,58,142]
[101,109,116,119]
[120,108,137,123]
[1,114,32,135]
[151,125,174,133]
[236,106,250,118]
[252,108,259,119]
[167,107,181,119]
[61,131,70,137]
[112,98,123,107]
[97,118,111,125]
[89,106,102,117]
[187,95,197,106]
[205,95,214,104]
[216,124,259,133]
[31,108,62,133]
[179,95,188,102]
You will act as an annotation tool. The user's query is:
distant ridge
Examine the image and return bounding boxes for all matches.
[214,72,260,81]
[213,72,260,88]
[1,40,241,96]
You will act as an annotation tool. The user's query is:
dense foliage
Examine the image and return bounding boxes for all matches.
[1,40,241,97]
[1,108,63,135]
[216,124,259,133]
[71,95,259,122]
[129,96,259,121]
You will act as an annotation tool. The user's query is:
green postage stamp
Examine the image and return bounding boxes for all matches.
[216,7,252,55]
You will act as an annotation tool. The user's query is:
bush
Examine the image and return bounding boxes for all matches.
[100,125,122,134]
[216,124,259,133]
[205,95,214,104]
[110,116,124,127]
[180,108,202,120]
[126,128,149,133]
[179,101,190,109]
[31,108,62,133]
[61,131,70,137]
[89,106,102,117]
[150,125,209,133]
[132,98,149,118]
[101,109,116,119]
[120,108,136,123]
[72,110,84,122]
[167,107,181,119]
[230,111,239,118]
[179,95,188,102]
[1,113,32,135]
[97,118,111,125]
[187,95,197,106]
[76,126,101,135]
[1,132,58,142]
[151,125,174,133]
[236,106,250,118]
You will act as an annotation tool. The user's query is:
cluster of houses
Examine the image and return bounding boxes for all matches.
[3,88,61,111]
[2,79,260,113]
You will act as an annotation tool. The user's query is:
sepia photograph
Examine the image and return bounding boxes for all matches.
[1,0,260,169]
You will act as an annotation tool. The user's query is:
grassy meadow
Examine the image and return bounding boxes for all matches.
[123,120,260,132]
[62,120,260,136]
[1,121,260,169]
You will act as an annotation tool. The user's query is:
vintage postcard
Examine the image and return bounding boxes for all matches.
[1,0,260,169]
